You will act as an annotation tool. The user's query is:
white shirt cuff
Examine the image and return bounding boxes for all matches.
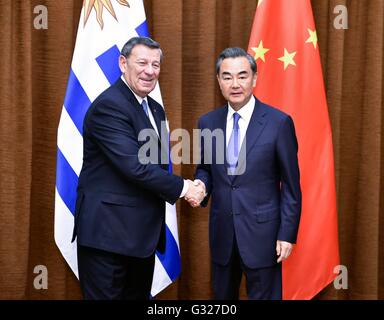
[180,179,189,198]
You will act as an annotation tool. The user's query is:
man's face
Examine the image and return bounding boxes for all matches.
[119,44,161,97]
[217,57,256,110]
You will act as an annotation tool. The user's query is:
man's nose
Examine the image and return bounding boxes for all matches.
[144,64,155,75]
[231,78,240,87]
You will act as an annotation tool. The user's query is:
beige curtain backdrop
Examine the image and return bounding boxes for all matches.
[0,0,383,299]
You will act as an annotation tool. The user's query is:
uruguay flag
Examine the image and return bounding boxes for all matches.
[54,0,181,297]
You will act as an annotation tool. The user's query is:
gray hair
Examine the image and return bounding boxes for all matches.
[121,36,163,62]
[216,47,257,75]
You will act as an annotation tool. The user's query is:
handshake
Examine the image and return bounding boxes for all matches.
[184,179,206,208]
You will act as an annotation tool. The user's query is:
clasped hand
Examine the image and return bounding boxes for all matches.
[184,179,206,207]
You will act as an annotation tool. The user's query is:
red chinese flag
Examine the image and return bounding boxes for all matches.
[248,0,340,299]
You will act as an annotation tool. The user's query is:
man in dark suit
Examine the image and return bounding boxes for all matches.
[192,47,302,299]
[72,37,204,300]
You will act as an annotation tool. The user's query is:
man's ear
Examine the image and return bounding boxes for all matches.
[119,55,126,73]
[216,74,222,88]
[252,74,257,88]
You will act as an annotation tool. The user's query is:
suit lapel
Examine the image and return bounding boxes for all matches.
[147,98,165,138]
[214,106,233,184]
[233,97,267,181]
[116,78,168,167]
[148,97,169,169]
[218,106,228,168]
[115,78,157,130]
[116,78,141,110]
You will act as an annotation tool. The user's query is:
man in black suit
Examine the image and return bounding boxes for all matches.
[192,47,302,299]
[72,37,204,300]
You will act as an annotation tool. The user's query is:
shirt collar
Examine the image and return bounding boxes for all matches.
[227,95,255,122]
[120,75,148,106]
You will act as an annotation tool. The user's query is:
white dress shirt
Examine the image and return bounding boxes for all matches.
[226,95,255,149]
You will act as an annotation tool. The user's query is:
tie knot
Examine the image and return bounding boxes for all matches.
[141,99,149,117]
[233,112,240,129]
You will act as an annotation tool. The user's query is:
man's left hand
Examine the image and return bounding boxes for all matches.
[276,240,293,263]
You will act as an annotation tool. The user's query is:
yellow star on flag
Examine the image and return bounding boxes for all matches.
[305,28,318,49]
[257,0,264,7]
[278,48,297,70]
[251,40,270,62]
[83,0,130,29]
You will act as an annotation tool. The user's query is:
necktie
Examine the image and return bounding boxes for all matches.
[227,112,240,174]
[141,99,149,117]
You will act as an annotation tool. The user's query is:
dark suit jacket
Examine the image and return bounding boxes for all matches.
[195,97,301,269]
[72,78,183,258]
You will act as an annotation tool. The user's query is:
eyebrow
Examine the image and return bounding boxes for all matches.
[221,70,249,76]
[135,58,160,64]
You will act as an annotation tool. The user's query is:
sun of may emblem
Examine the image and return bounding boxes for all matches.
[83,0,130,29]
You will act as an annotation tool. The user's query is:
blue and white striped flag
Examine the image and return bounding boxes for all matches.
[54,0,181,297]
